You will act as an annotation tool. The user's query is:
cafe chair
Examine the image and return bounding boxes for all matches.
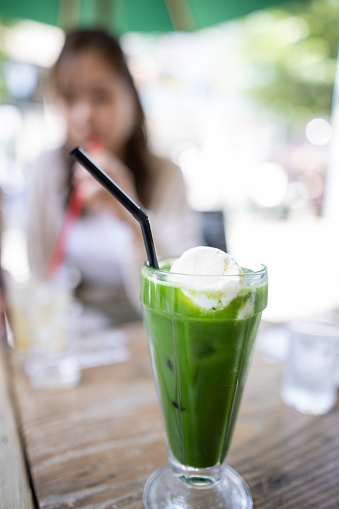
[199,209,227,253]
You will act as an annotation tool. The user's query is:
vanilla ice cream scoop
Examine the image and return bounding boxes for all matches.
[170,246,250,313]
[170,246,243,277]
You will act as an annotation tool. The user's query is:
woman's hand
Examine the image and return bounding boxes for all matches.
[74,148,139,227]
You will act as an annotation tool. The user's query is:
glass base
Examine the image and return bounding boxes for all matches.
[25,354,81,391]
[143,464,253,509]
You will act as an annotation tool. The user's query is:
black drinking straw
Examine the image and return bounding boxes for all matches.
[70,147,159,269]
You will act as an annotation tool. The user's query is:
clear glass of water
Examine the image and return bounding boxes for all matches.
[13,265,82,391]
[281,319,339,415]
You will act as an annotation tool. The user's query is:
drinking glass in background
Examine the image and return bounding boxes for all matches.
[5,273,32,351]
[5,265,81,391]
[281,319,339,415]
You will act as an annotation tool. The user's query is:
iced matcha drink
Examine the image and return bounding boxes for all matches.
[141,248,268,471]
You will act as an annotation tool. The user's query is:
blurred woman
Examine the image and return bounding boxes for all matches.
[26,29,201,323]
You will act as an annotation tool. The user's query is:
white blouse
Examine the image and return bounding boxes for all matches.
[26,148,202,318]
[66,211,133,286]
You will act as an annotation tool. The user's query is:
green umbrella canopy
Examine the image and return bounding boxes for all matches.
[0,0,289,33]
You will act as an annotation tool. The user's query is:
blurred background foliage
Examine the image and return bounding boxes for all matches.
[238,0,339,127]
[0,19,13,100]
[1,0,339,126]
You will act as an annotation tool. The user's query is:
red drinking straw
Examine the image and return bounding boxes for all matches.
[46,139,104,278]
[46,185,84,278]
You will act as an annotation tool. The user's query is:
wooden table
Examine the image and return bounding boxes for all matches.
[1,322,339,508]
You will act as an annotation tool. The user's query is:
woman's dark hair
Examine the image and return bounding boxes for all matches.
[52,29,151,207]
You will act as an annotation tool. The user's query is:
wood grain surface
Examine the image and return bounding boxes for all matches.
[0,342,34,509]
[8,322,339,509]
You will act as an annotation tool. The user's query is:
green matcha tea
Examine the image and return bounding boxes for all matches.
[141,260,268,470]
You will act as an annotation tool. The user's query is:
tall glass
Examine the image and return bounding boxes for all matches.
[141,259,268,509]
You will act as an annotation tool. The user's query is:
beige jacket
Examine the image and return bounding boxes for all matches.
[26,147,201,322]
